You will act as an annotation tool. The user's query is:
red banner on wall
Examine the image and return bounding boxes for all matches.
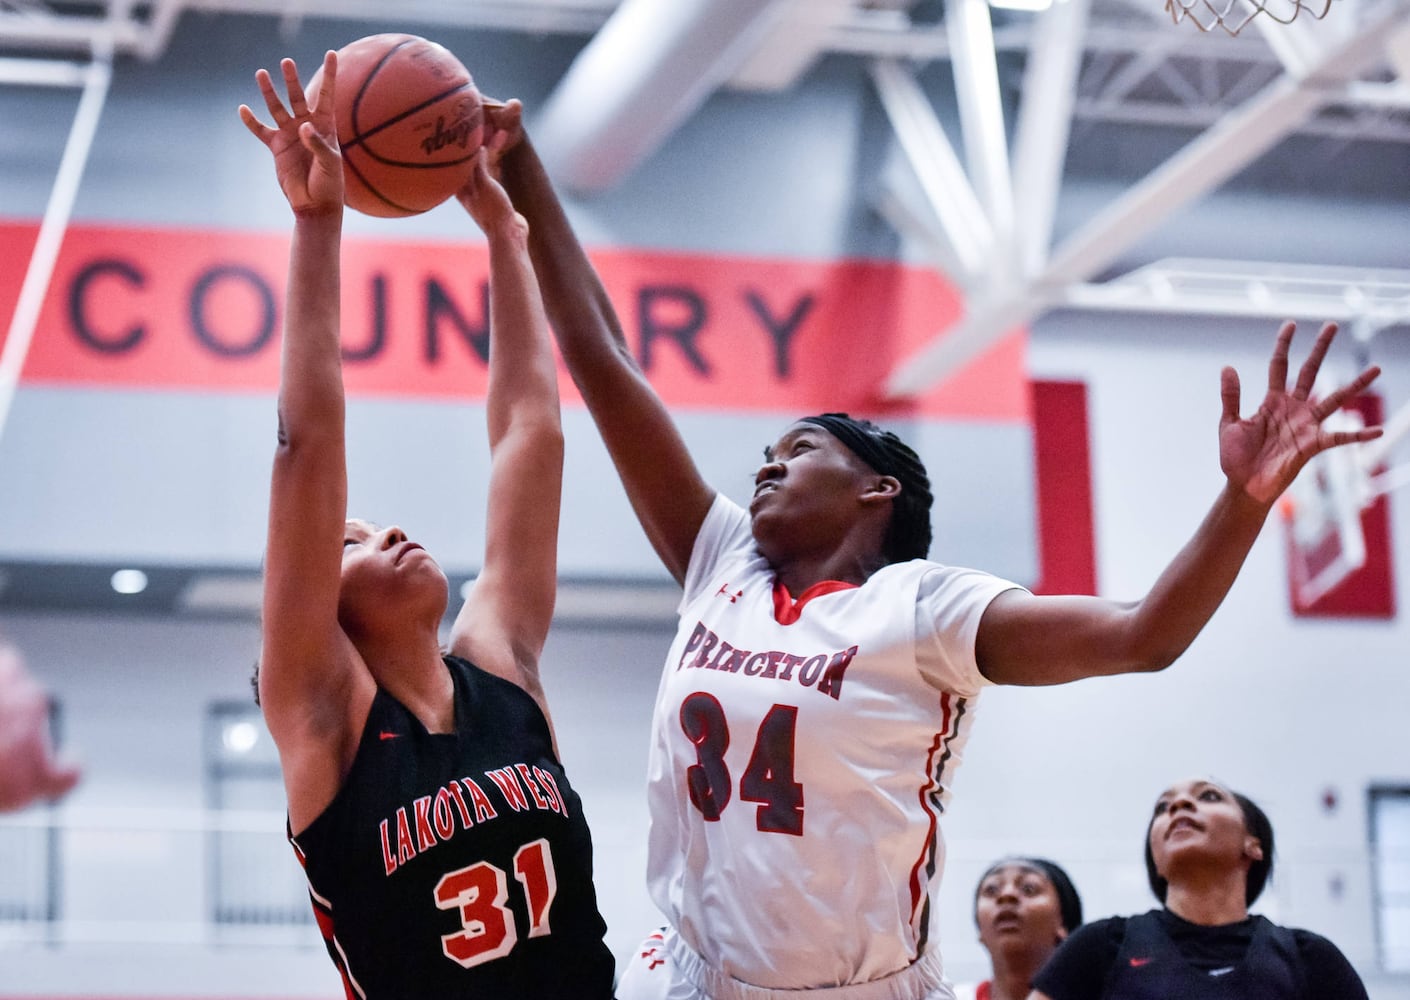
[0,220,1026,422]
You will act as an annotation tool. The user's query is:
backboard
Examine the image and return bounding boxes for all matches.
[1282,393,1395,617]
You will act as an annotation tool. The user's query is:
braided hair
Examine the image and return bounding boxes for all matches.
[797,413,934,563]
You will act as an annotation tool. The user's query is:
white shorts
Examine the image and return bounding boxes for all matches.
[616,927,958,1000]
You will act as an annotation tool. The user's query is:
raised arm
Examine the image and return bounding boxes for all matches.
[447,148,564,727]
[495,108,715,585]
[240,54,372,825]
[979,321,1382,687]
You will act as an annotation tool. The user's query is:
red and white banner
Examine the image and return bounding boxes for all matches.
[0,220,1027,422]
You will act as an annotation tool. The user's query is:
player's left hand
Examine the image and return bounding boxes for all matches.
[1219,320,1382,505]
[239,51,344,218]
[478,97,524,177]
[456,145,525,242]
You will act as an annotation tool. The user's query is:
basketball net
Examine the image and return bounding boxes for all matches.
[1164,0,1335,35]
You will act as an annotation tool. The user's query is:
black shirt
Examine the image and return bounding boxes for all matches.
[1033,909,1367,1000]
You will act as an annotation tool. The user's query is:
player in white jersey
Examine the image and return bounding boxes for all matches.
[490,102,1384,999]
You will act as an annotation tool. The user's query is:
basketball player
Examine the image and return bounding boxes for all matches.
[0,637,80,811]
[1030,778,1368,999]
[239,55,614,997]
[491,102,1380,998]
[954,858,1082,1000]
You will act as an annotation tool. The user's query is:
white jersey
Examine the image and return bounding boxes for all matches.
[645,495,1022,989]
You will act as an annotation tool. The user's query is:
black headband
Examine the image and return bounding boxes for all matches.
[798,413,922,489]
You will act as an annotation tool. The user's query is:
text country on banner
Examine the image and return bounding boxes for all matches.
[0,220,1026,422]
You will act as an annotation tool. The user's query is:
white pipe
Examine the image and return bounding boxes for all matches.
[0,51,111,449]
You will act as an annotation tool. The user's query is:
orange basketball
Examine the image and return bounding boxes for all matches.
[311,34,484,218]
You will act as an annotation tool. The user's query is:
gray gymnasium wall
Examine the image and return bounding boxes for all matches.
[2,9,1410,999]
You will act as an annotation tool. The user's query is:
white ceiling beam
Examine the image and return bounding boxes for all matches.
[728,0,854,92]
[873,151,967,279]
[1011,0,1091,278]
[870,57,995,281]
[884,3,1410,397]
[532,0,796,193]
[1251,7,1334,79]
[945,0,1015,271]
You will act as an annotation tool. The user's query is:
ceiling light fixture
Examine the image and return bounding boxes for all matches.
[110,568,148,595]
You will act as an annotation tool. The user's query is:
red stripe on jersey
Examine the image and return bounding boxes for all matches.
[771,578,858,625]
[907,692,951,927]
[308,898,363,1000]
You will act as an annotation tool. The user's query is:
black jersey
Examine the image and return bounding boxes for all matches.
[289,654,615,999]
[1033,909,1369,1000]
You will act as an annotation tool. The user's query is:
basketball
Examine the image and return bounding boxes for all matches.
[310,34,484,218]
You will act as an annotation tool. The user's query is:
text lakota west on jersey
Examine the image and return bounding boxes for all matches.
[677,621,858,701]
[379,763,568,876]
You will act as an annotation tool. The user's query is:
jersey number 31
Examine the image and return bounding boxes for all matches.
[434,838,557,968]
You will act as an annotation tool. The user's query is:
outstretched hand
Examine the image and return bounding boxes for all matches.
[479,97,525,174]
[1220,321,1382,505]
[238,52,343,216]
[0,644,81,812]
[455,138,526,242]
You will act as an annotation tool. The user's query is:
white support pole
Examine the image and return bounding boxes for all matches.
[945,0,1015,261]
[532,0,795,193]
[0,52,112,448]
[1010,0,1091,278]
[870,58,995,280]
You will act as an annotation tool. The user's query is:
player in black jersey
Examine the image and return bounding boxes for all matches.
[240,52,615,998]
[1031,777,1367,1000]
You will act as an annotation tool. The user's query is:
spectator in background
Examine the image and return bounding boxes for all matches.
[0,637,80,811]
[953,857,1082,1000]
[1029,777,1368,1000]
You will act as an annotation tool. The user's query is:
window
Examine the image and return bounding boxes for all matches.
[204,702,310,927]
[1370,785,1410,973]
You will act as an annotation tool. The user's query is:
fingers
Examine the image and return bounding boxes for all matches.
[1219,365,1242,427]
[254,66,291,125]
[310,50,337,114]
[237,104,272,143]
[1325,426,1384,449]
[1266,320,1295,393]
[1312,364,1382,421]
[1292,321,1337,400]
[298,120,338,160]
[280,58,309,118]
[42,760,82,801]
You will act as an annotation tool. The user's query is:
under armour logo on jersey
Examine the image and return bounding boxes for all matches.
[716,583,743,603]
[640,931,666,971]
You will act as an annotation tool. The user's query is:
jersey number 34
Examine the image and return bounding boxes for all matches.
[681,692,804,836]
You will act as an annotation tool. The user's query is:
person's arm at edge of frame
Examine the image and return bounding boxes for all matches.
[0,641,81,811]
[494,103,715,586]
[447,145,566,750]
[978,320,1382,687]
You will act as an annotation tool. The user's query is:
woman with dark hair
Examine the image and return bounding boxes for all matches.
[1029,777,1368,999]
[478,99,1384,999]
[239,55,614,997]
[955,858,1083,1000]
